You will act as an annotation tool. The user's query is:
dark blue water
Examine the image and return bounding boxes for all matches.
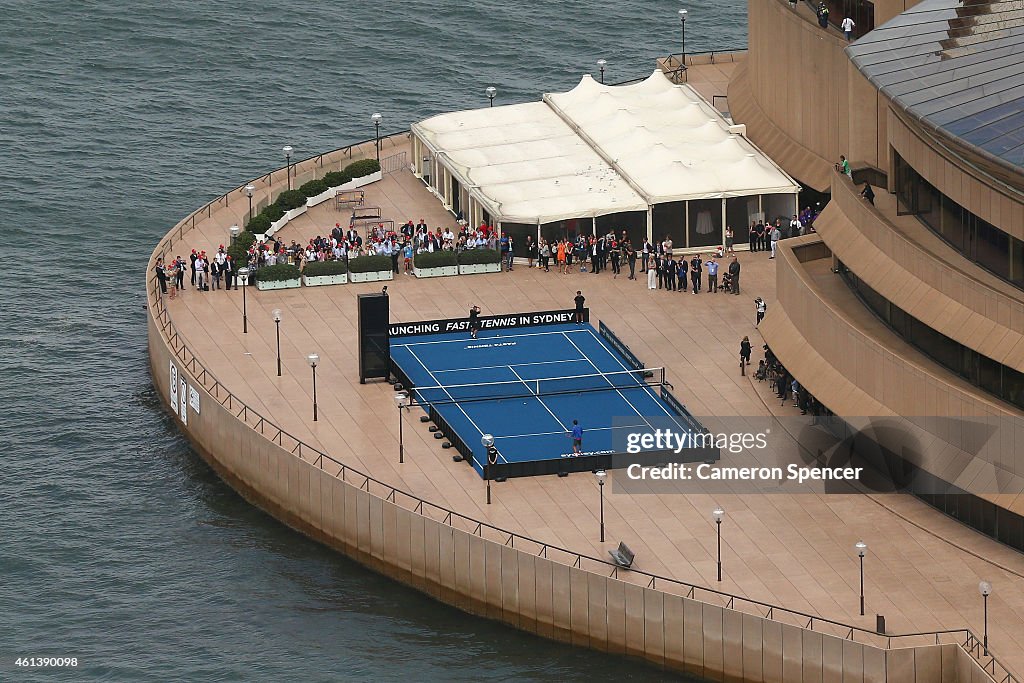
[0,1,744,679]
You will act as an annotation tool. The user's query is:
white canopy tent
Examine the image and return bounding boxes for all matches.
[411,70,800,251]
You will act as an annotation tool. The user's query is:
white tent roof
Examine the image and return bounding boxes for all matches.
[412,102,647,224]
[546,71,799,203]
[412,71,798,225]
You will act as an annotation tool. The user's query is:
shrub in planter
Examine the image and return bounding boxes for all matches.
[275,189,307,211]
[344,158,381,179]
[236,230,257,250]
[299,178,329,198]
[250,263,300,283]
[457,248,501,265]
[414,250,458,268]
[322,170,352,187]
[303,259,348,276]
[226,242,249,267]
[347,254,392,274]
[261,203,285,222]
[246,214,272,234]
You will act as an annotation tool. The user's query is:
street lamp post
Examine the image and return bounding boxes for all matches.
[307,354,319,422]
[713,506,724,582]
[272,308,282,376]
[481,434,495,504]
[238,267,250,333]
[679,9,688,66]
[856,541,867,616]
[597,59,607,84]
[979,580,992,655]
[244,184,255,220]
[595,470,607,542]
[395,392,408,464]
[485,86,496,108]
[371,113,382,163]
[282,145,294,191]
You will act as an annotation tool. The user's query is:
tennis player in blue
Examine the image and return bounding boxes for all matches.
[570,419,583,455]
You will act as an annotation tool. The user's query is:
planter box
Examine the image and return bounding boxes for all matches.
[339,170,383,191]
[255,278,301,291]
[302,273,348,286]
[458,262,502,275]
[306,187,339,208]
[267,205,308,237]
[348,269,394,283]
[414,265,459,278]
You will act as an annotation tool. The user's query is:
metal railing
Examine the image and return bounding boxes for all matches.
[146,131,1019,683]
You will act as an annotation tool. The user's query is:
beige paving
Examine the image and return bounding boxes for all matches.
[164,147,1024,674]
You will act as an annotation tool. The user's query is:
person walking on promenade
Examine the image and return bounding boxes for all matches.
[706,256,719,293]
[729,257,741,295]
[841,15,855,40]
[647,254,658,289]
[817,2,829,28]
[740,336,752,366]
[506,234,515,271]
[468,305,482,339]
[769,224,781,259]
[569,419,583,456]
[155,258,168,295]
[626,241,637,280]
[755,297,767,326]
[574,290,586,325]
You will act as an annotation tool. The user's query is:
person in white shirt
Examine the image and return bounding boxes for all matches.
[841,16,855,40]
[194,255,207,290]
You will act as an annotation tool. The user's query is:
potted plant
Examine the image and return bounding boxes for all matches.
[413,250,459,278]
[347,254,393,283]
[252,263,302,291]
[246,213,272,238]
[457,248,502,275]
[302,259,348,286]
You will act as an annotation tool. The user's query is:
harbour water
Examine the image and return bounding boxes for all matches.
[0,2,745,679]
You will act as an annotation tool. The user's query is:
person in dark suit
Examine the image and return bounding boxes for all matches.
[655,255,664,289]
[625,240,637,280]
[677,255,688,292]
[729,258,741,295]
[664,257,677,291]
[155,258,168,294]
[690,254,702,293]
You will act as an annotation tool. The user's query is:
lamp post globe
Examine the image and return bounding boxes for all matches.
[282,145,294,190]
[596,59,607,84]
[485,86,496,107]
[244,184,255,220]
[371,112,383,162]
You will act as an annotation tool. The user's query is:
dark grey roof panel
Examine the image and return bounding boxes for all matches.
[848,0,1024,170]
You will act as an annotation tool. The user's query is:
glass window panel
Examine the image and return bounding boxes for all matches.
[725,197,756,245]
[596,211,647,251]
[976,218,1010,280]
[687,199,722,249]
[652,202,686,251]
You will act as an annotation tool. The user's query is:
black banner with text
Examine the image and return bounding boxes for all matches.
[389,308,590,337]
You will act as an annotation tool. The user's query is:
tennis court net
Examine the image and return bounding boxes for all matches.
[412,367,666,405]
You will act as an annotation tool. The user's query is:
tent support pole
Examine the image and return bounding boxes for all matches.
[684,201,690,248]
[592,216,597,237]
[721,199,727,249]
[647,207,653,243]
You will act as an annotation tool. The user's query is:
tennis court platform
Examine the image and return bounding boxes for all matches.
[389,314,708,479]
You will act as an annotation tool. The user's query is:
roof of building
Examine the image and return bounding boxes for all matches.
[847,0,1024,171]
[412,71,798,225]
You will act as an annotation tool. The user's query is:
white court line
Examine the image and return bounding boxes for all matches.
[432,357,586,374]
[392,327,594,348]
[493,423,650,440]
[508,365,568,432]
[404,346,508,464]
[560,332,657,433]
[583,327,675,419]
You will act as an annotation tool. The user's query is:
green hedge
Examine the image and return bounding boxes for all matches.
[246,214,272,234]
[226,230,257,267]
[261,203,285,221]
[347,254,392,273]
[414,250,457,268]
[303,259,348,276]
[236,230,257,250]
[457,248,501,265]
[251,263,300,283]
[275,189,307,211]
[299,178,329,198]
[322,170,352,187]
[345,158,381,179]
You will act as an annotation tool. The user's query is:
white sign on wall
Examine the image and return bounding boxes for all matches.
[189,386,201,415]
[180,379,188,425]
[169,361,179,415]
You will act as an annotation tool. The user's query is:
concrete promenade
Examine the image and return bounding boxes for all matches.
[145,67,1022,680]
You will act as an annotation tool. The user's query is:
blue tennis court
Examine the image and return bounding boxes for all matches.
[390,321,699,478]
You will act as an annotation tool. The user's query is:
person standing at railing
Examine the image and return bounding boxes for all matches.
[154,258,168,295]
